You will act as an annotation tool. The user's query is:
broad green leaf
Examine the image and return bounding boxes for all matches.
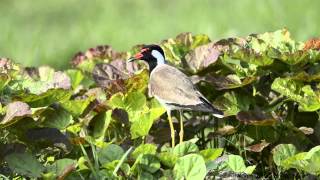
[131,144,157,159]
[130,112,155,139]
[200,148,223,162]
[18,89,72,107]
[173,142,199,157]
[272,144,297,167]
[173,154,206,180]
[60,97,93,117]
[78,156,89,170]
[130,101,165,138]
[227,155,246,173]
[149,98,166,120]
[5,152,44,178]
[161,33,210,67]
[46,158,76,178]
[76,59,97,73]
[271,78,320,111]
[303,145,320,175]
[132,154,160,174]
[109,93,163,139]
[281,152,308,170]
[125,91,146,112]
[213,91,251,116]
[125,69,149,93]
[91,110,112,139]
[65,69,84,89]
[138,171,155,180]
[42,107,72,130]
[244,165,256,175]
[157,152,178,168]
[98,144,124,165]
[108,91,147,119]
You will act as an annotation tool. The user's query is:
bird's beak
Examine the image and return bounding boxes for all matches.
[128,52,144,62]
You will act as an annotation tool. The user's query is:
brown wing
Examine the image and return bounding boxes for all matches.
[149,64,203,106]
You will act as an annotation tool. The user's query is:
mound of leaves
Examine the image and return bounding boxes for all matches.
[1,29,320,179]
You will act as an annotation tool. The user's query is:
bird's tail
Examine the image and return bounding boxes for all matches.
[199,96,224,118]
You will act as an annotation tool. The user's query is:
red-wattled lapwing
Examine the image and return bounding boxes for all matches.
[128,45,224,147]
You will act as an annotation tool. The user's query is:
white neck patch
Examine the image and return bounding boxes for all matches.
[151,50,165,65]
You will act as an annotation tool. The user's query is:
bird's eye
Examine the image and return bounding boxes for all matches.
[140,48,149,53]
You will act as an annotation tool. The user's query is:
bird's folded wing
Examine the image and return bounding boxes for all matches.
[149,64,203,106]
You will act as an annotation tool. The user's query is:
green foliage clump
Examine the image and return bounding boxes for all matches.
[1,29,320,179]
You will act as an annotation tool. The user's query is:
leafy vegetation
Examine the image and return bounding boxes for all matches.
[1,29,320,179]
[1,0,320,68]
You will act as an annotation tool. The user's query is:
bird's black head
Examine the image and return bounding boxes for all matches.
[128,44,166,72]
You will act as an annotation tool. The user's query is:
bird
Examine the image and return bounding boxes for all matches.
[128,44,224,147]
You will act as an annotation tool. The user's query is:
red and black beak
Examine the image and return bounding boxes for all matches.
[128,52,143,62]
[128,48,149,62]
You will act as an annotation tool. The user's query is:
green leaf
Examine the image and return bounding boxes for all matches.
[65,69,84,89]
[42,107,72,130]
[132,154,160,174]
[157,152,178,168]
[200,148,223,162]
[5,152,44,178]
[173,142,199,157]
[76,59,97,73]
[130,113,155,139]
[281,152,308,171]
[271,77,320,111]
[226,155,247,173]
[60,97,93,117]
[109,92,164,139]
[244,165,256,175]
[213,91,251,116]
[272,144,297,167]
[19,89,72,107]
[91,110,112,139]
[108,91,147,117]
[149,98,166,120]
[173,154,206,180]
[138,171,155,180]
[131,144,157,159]
[0,73,10,91]
[125,69,149,93]
[98,144,124,165]
[161,33,210,67]
[303,145,320,175]
[46,158,76,178]
[125,91,147,112]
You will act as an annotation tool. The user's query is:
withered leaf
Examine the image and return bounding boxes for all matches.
[185,42,220,72]
[236,110,278,126]
[1,101,32,126]
[93,63,128,89]
[205,74,255,90]
[298,127,314,135]
[245,140,270,152]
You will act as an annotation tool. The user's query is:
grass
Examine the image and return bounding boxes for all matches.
[0,0,319,69]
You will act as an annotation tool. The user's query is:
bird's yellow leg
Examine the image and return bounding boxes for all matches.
[167,110,175,147]
[179,110,184,144]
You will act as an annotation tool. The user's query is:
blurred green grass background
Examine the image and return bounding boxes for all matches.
[0,0,319,69]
